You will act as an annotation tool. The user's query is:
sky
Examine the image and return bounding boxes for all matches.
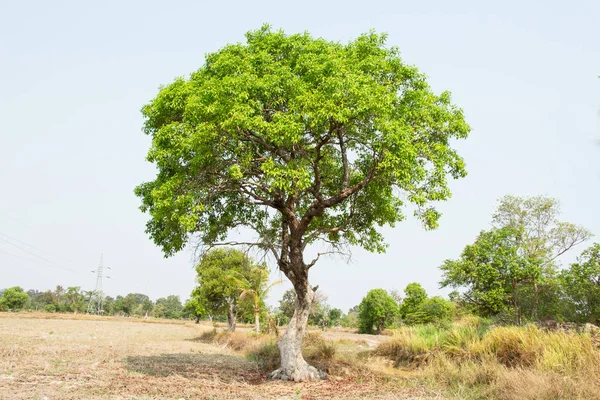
[0,0,599,312]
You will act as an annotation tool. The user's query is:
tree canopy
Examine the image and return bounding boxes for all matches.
[135,25,470,266]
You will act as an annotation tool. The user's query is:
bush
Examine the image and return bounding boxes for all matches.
[0,287,29,311]
[246,342,280,372]
[44,304,56,313]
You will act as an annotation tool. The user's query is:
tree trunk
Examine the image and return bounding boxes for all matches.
[254,307,260,333]
[195,315,200,324]
[227,304,237,332]
[270,280,326,381]
[376,318,384,335]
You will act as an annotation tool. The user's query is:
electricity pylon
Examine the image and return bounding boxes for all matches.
[87,254,110,314]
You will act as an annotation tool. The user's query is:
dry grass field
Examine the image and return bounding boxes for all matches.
[4,313,597,399]
[0,313,430,400]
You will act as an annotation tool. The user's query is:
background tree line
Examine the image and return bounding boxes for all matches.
[3,195,597,332]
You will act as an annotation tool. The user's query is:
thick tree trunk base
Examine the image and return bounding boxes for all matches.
[269,282,327,382]
[269,362,327,382]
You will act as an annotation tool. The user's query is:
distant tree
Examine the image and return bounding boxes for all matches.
[358,289,399,334]
[103,296,115,315]
[65,286,83,314]
[229,265,282,332]
[441,196,591,322]
[278,289,297,320]
[154,295,184,319]
[113,295,125,315]
[0,286,29,311]
[328,308,343,326]
[192,248,259,331]
[560,243,600,324]
[183,298,206,323]
[440,227,539,320]
[122,293,153,316]
[400,283,428,318]
[278,288,328,326]
[405,296,454,325]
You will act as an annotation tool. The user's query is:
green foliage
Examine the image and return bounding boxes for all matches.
[440,195,592,322]
[560,243,600,324]
[183,298,206,322]
[135,25,470,266]
[64,286,84,313]
[121,293,153,316]
[405,296,455,326]
[276,288,329,326]
[400,282,428,318]
[278,289,296,319]
[189,248,269,329]
[358,288,399,334]
[440,227,534,317]
[328,308,343,326]
[154,295,183,319]
[0,286,29,311]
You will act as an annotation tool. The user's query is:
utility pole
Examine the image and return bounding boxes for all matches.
[87,254,110,314]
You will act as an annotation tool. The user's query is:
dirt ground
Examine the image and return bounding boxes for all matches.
[0,314,435,400]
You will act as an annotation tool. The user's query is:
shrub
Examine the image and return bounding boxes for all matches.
[247,342,280,372]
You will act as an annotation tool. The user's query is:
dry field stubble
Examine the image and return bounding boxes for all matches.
[0,314,430,400]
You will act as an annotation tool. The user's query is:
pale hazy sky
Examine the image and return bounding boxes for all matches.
[1,0,599,312]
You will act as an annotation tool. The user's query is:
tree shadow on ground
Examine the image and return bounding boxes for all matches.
[123,353,265,384]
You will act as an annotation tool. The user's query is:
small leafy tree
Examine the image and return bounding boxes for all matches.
[0,286,29,311]
[183,298,206,323]
[399,283,428,318]
[358,289,398,334]
[192,248,258,331]
[135,26,470,380]
[229,265,282,332]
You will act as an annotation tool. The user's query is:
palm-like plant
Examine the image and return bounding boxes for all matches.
[230,266,282,332]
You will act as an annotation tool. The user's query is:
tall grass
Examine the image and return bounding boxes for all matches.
[375,318,600,399]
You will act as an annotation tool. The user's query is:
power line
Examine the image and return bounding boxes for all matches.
[0,236,82,274]
[0,231,64,260]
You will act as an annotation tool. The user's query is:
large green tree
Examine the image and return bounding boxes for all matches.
[135,26,470,380]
